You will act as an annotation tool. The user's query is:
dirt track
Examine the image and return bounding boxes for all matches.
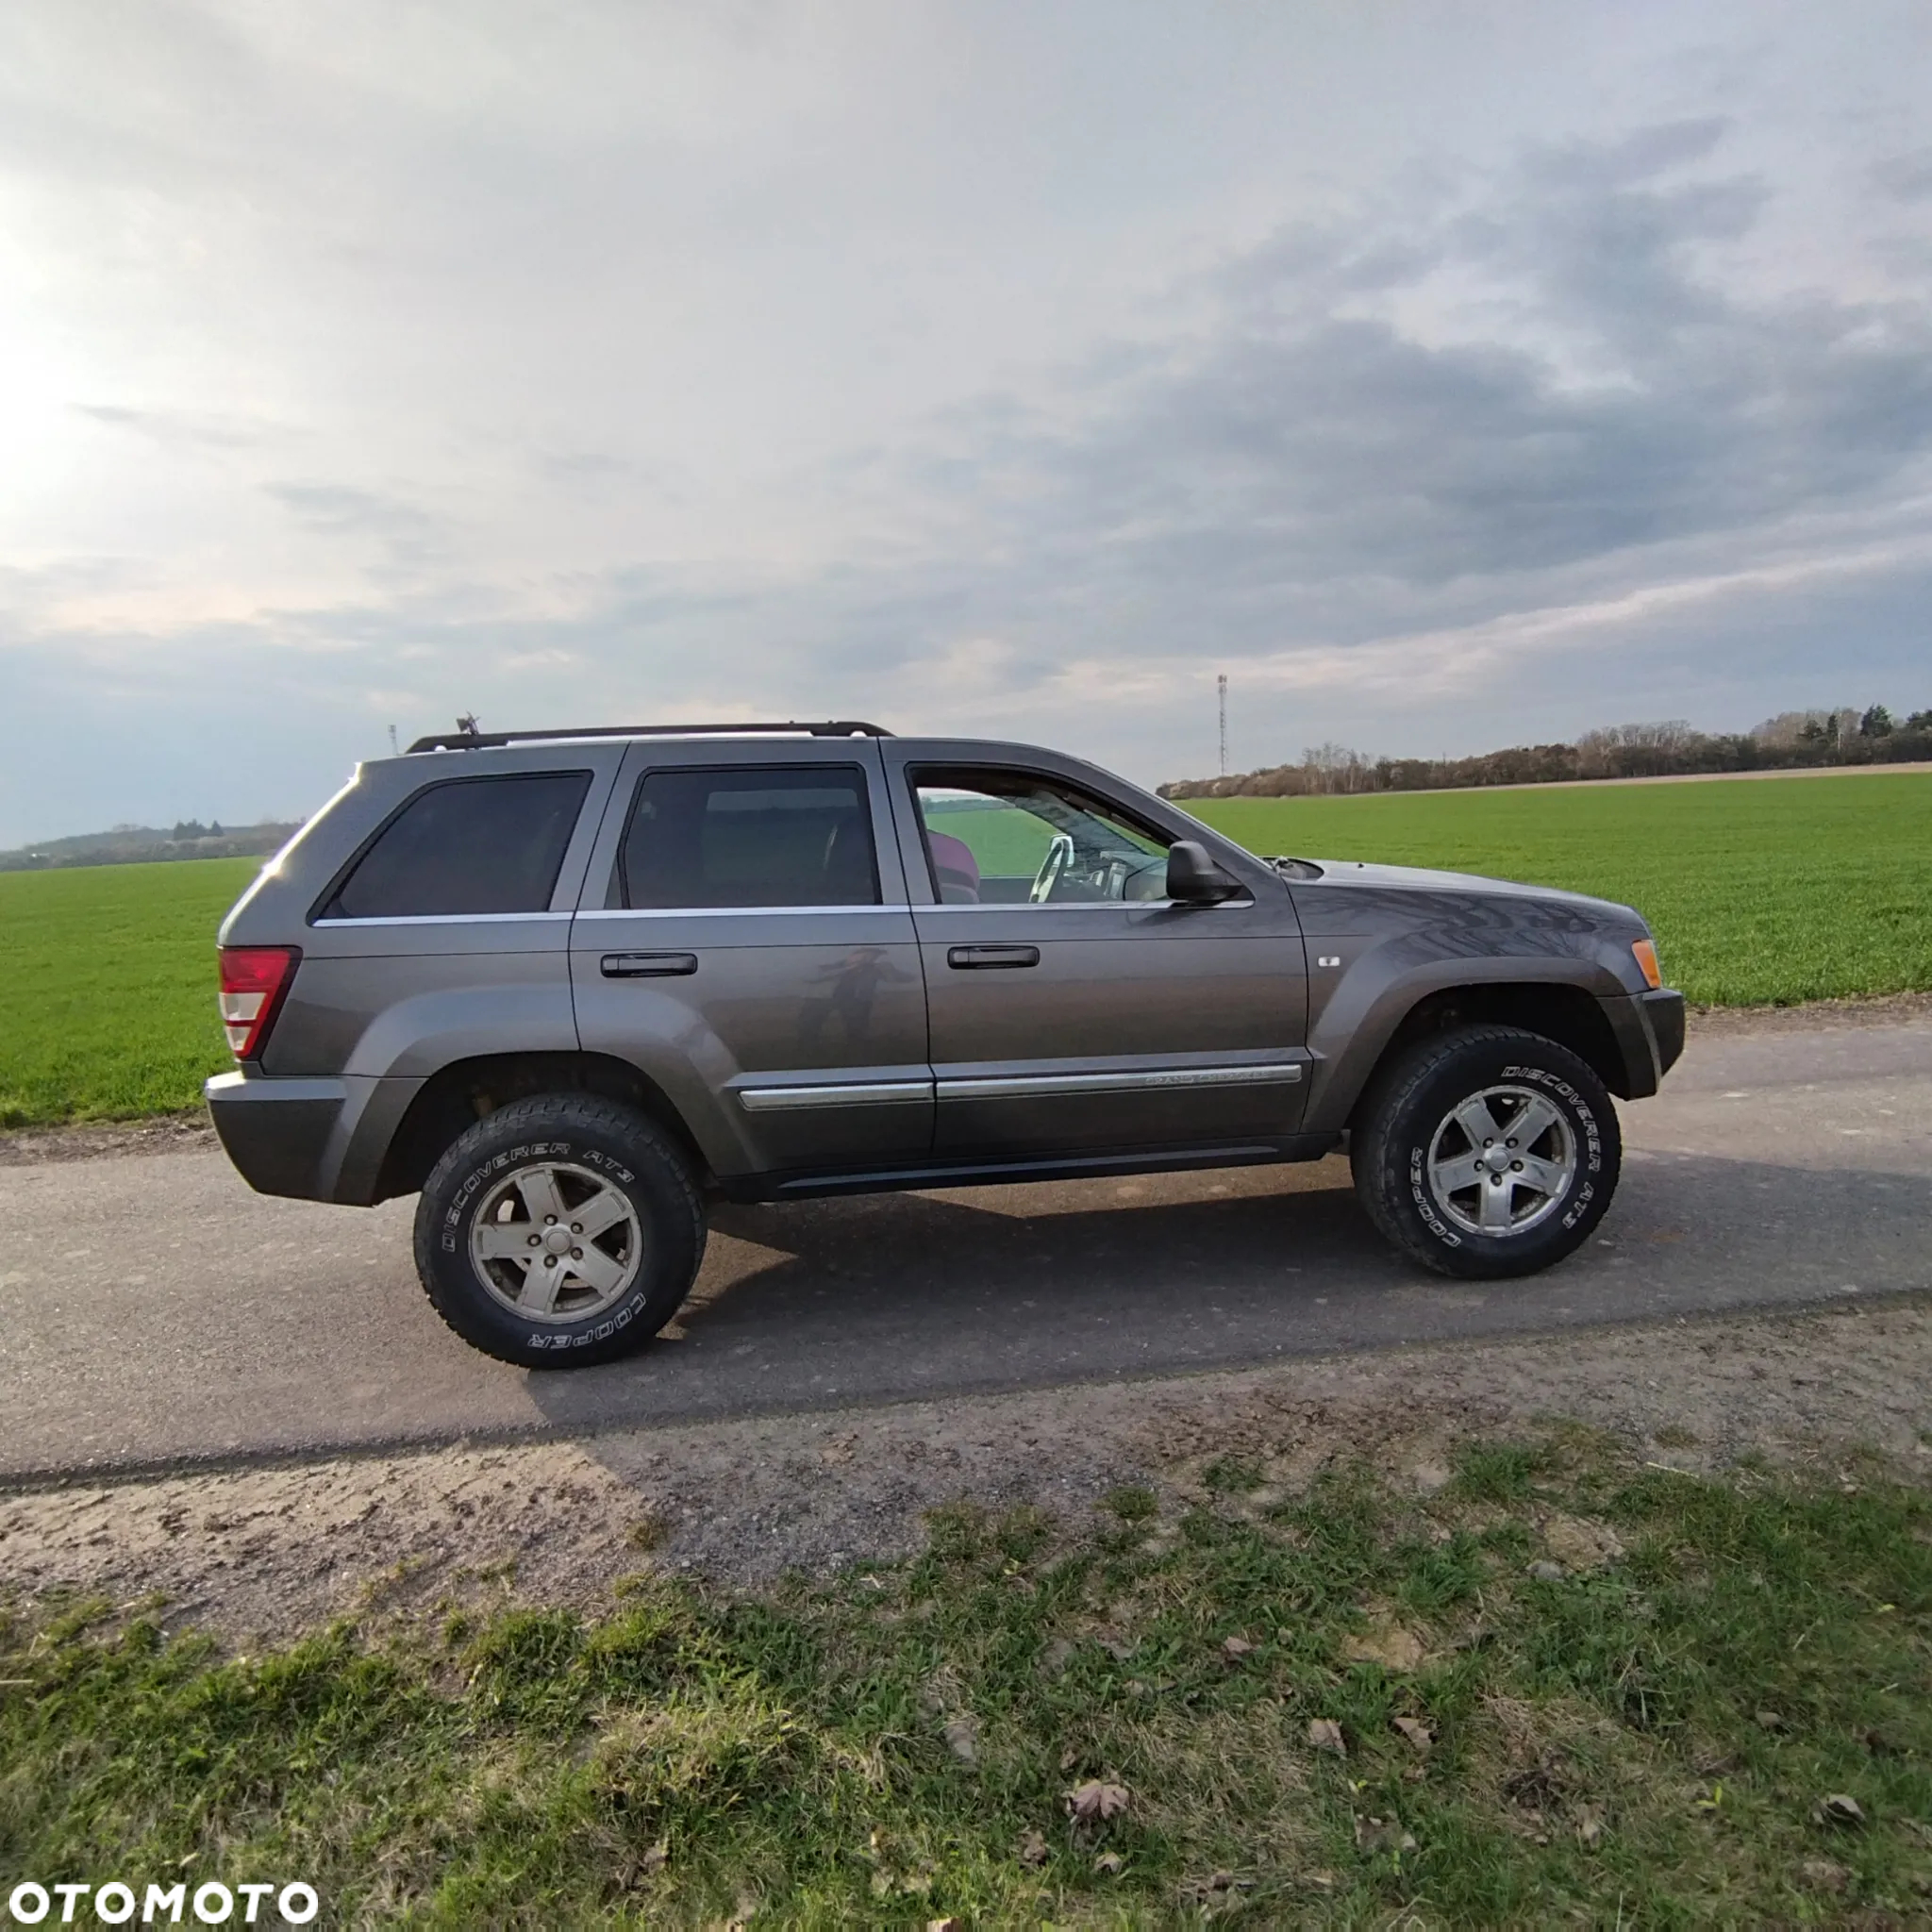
[4,1293,1925,1642]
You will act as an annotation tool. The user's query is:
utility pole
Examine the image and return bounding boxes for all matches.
[1217,674,1228,777]
[388,724,399,757]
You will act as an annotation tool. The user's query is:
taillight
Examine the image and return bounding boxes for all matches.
[219,946,300,1059]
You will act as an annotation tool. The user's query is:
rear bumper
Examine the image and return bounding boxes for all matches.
[206,1070,420,1204]
[1597,988,1687,1099]
[207,1071,347,1198]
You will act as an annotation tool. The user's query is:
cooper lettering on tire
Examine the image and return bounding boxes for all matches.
[413,1095,706,1370]
[1351,1024,1622,1280]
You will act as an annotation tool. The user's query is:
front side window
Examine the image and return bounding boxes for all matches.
[321,771,591,919]
[911,768,1170,905]
[615,765,880,909]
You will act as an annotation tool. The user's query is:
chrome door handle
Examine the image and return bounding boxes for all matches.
[946,944,1040,969]
[600,952,698,977]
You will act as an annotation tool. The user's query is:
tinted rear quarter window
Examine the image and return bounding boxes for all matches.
[322,772,591,919]
[617,765,879,908]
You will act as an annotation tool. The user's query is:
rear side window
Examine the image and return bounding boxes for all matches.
[321,772,591,919]
[616,765,879,908]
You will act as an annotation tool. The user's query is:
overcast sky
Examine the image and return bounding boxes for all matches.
[3,0,1930,842]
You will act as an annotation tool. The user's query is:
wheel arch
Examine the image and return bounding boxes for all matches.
[374,1050,708,1203]
[1339,981,1632,1130]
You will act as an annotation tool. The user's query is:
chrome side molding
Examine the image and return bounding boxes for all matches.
[738,1079,935,1112]
[938,1063,1304,1102]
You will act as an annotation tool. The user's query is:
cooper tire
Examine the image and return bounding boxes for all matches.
[413,1094,706,1369]
[1350,1025,1620,1280]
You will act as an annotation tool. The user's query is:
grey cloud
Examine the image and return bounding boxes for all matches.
[263,482,453,574]
[77,404,288,451]
[873,123,1932,664]
[38,120,1930,723]
[230,123,1929,714]
[1872,150,1932,202]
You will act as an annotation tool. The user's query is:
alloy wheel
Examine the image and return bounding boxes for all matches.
[1424,1084,1577,1239]
[467,1161,643,1322]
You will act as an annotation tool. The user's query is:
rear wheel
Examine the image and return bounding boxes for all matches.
[413,1094,706,1367]
[1351,1025,1620,1279]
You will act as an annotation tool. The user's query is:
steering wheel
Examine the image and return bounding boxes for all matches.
[1029,832,1075,904]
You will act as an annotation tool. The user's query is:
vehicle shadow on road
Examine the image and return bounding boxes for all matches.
[515,1146,1932,1444]
[515,1161,1386,1418]
[694,1160,1383,1331]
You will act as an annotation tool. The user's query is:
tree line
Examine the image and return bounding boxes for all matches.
[1159,706,1932,800]
[0,820,300,874]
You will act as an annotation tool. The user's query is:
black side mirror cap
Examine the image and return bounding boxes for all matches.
[1166,839,1244,905]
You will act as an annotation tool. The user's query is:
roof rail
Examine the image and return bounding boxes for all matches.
[404,720,894,754]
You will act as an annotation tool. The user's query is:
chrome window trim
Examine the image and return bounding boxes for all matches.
[575,904,912,921]
[738,1079,935,1113]
[937,1063,1302,1102]
[913,897,1253,914]
[311,910,573,928]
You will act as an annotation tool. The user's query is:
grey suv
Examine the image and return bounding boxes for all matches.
[208,722,1684,1368]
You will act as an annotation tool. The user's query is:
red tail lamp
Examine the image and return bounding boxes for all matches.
[218,946,300,1059]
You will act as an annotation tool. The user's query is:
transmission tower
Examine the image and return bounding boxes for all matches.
[1217,674,1228,777]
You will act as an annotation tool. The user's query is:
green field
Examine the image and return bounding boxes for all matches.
[0,858,258,1129]
[0,774,1926,1130]
[1184,772,1932,1008]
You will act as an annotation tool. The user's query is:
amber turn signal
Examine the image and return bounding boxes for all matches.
[1631,938,1662,990]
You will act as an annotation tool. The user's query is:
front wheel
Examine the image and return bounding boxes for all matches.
[413,1094,706,1368]
[1351,1025,1621,1279]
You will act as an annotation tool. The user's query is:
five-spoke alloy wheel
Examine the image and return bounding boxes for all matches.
[1424,1083,1578,1239]
[468,1160,644,1323]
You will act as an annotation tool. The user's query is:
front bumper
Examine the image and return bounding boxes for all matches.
[1597,988,1686,1098]
[1643,987,1686,1079]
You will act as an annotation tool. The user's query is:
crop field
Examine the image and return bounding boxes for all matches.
[0,858,258,1129]
[1186,772,1932,1009]
[0,774,1925,1129]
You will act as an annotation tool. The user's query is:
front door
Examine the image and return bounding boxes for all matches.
[571,744,933,1180]
[891,757,1308,1158]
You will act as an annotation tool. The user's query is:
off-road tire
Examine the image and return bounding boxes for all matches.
[1350,1024,1620,1280]
[413,1094,706,1368]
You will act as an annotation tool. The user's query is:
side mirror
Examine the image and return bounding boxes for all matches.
[1166,840,1243,905]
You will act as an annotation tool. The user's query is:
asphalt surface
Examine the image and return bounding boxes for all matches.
[5,1021,1929,1481]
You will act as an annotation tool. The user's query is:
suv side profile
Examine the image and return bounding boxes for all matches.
[208,722,1685,1368]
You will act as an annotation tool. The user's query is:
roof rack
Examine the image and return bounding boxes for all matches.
[405,720,894,754]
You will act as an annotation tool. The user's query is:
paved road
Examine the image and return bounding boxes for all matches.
[4,1023,1928,1481]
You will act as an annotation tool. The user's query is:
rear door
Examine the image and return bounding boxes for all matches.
[885,750,1309,1158]
[571,741,933,1180]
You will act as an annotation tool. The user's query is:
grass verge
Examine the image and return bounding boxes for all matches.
[4,1434,1927,1924]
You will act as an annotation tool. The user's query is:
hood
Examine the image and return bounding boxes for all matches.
[1285,857,1641,924]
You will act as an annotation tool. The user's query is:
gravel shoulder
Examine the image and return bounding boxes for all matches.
[1686,989,1932,1035]
[5,1293,1925,1644]
[0,1109,217,1166]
